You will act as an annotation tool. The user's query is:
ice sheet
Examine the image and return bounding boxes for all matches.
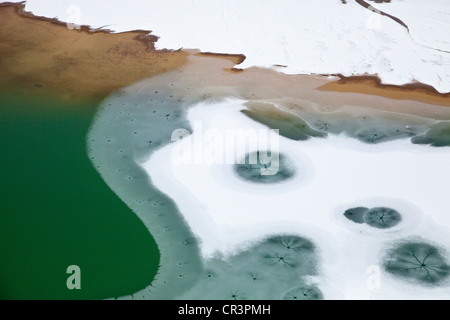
[142,99,450,299]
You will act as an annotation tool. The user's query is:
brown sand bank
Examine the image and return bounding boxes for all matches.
[196,52,246,65]
[1,1,449,114]
[0,2,187,104]
[319,75,450,107]
[132,51,450,121]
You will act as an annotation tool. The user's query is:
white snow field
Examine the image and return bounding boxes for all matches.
[370,0,450,53]
[12,0,450,93]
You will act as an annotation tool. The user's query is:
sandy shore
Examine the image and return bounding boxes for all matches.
[319,75,450,107]
[1,1,449,111]
[0,2,187,103]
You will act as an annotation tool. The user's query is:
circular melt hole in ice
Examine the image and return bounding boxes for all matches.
[343,206,402,229]
[384,241,450,286]
[364,207,402,229]
[281,285,324,300]
[233,151,295,184]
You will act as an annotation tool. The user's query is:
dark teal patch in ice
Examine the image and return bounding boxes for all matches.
[243,103,445,146]
[267,235,316,252]
[233,151,295,184]
[281,285,323,300]
[241,109,327,141]
[260,236,316,269]
[344,207,369,224]
[343,206,401,229]
[355,129,387,143]
[384,242,450,285]
[411,122,450,147]
[335,123,420,144]
[306,112,428,144]
[363,207,401,229]
[179,235,319,299]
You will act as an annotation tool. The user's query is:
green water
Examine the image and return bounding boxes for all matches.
[0,93,160,299]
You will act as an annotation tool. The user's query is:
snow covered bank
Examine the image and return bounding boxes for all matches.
[367,0,450,53]
[11,0,450,93]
